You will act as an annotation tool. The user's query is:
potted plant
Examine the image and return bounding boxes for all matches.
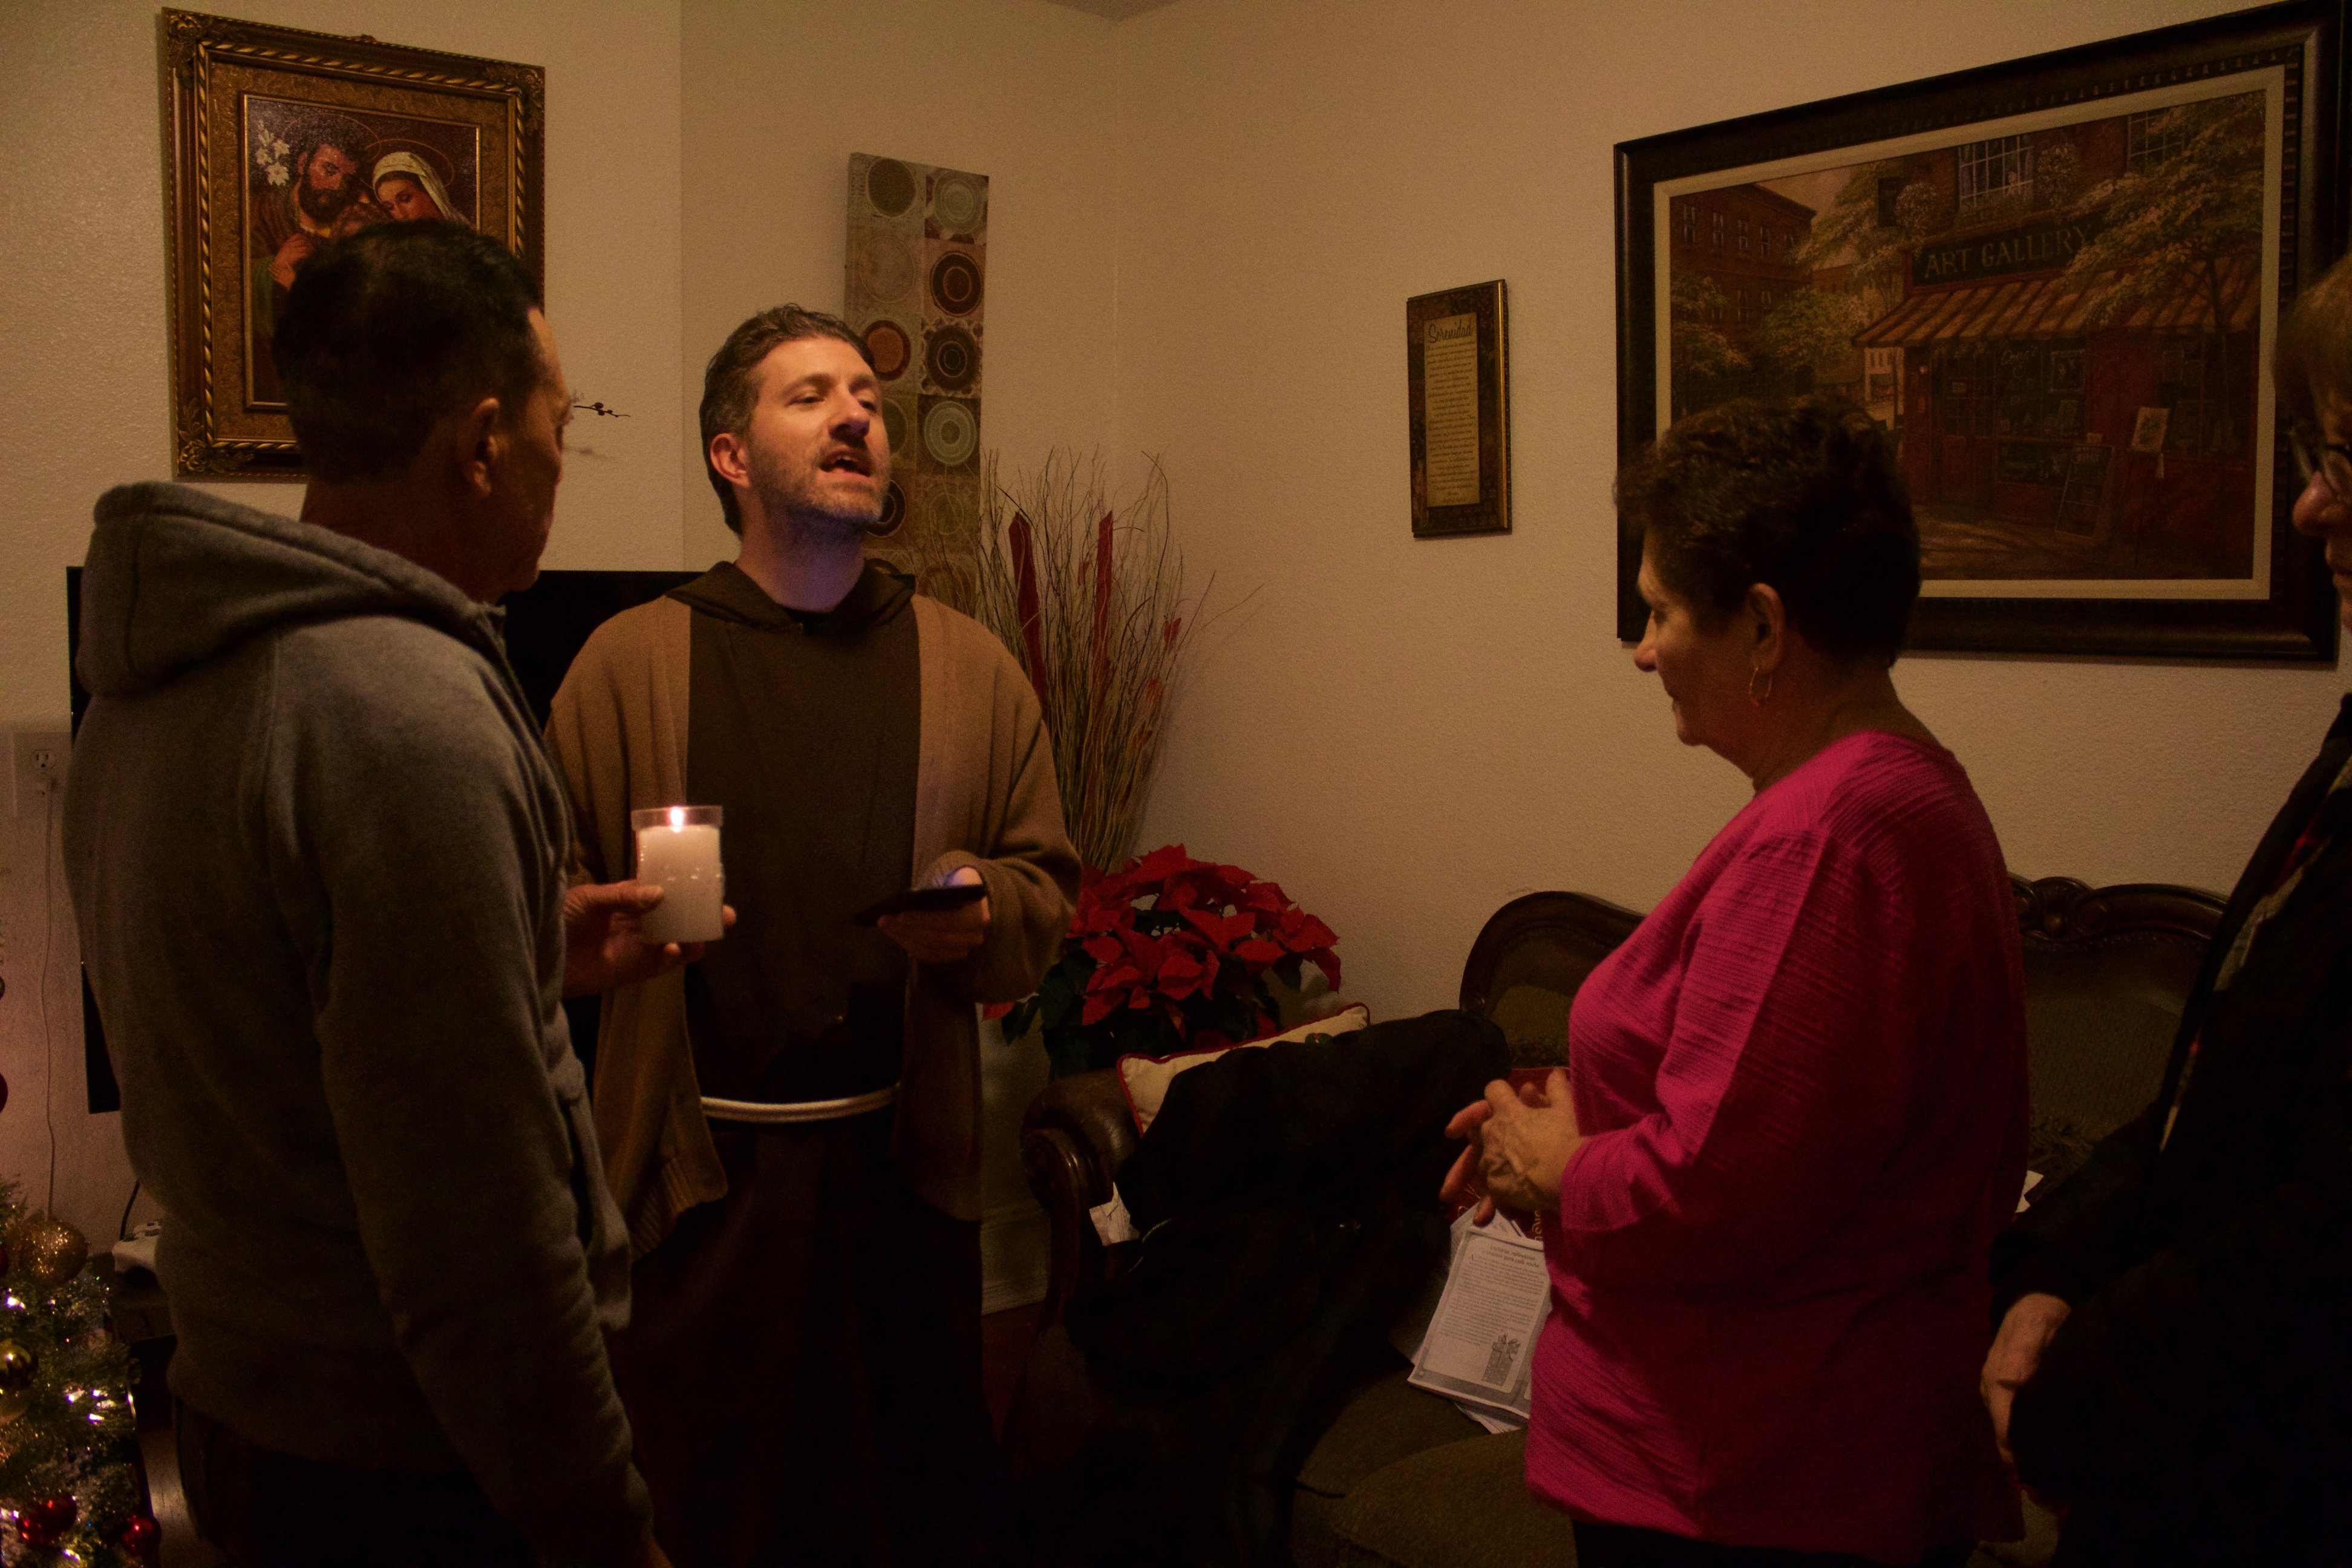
[995,845,1340,1078]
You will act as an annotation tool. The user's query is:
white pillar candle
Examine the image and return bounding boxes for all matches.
[630,806,726,945]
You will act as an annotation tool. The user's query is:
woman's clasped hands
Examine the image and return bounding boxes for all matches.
[1440,1067,1585,1223]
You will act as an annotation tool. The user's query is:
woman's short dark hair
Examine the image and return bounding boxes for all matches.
[2275,252,2352,426]
[699,305,874,535]
[273,221,544,482]
[1617,396,1921,665]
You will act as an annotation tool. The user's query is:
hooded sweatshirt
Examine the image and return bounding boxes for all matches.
[63,483,649,1564]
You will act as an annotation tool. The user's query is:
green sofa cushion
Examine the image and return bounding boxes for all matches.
[1296,1367,1485,1498]
[1327,1429,1579,1568]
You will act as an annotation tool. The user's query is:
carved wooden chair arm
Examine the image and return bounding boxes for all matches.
[1019,1067,1140,1329]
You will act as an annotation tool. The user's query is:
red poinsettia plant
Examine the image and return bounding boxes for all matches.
[993,845,1341,1077]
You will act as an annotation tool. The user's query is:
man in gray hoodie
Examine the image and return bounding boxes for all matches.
[64,223,678,1568]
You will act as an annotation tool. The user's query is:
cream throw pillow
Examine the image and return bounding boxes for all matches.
[1115,1003,1373,1134]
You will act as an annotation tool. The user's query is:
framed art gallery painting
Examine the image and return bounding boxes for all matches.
[162,10,544,477]
[1615,1,2344,660]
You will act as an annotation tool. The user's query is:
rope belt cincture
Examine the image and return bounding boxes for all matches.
[699,1083,899,1126]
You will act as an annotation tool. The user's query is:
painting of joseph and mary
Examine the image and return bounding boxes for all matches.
[246,96,479,403]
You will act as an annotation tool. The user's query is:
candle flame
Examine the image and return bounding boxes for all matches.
[668,806,685,829]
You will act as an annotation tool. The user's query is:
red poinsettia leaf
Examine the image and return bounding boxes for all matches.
[1156,952,1211,1001]
[1129,844,1200,886]
[1276,910,1338,951]
[1235,881,1286,915]
[1117,926,1171,968]
[1178,907,1256,949]
[1305,948,1342,990]
[1087,958,1142,994]
[1082,933,1125,965]
[982,1001,1016,1021]
[1080,991,1123,1027]
[1232,938,1284,966]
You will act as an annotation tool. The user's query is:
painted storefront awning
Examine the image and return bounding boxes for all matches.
[1854,252,2258,348]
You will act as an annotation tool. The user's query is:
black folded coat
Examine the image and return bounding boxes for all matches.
[1051,1008,1511,1566]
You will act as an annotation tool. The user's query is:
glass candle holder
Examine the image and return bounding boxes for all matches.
[630,805,726,946]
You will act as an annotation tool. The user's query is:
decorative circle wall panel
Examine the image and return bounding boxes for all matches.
[879,394,911,457]
[862,318,914,382]
[924,325,979,394]
[853,229,918,305]
[849,152,988,579]
[921,397,979,470]
[930,172,985,235]
[864,157,916,218]
[929,250,982,316]
[871,480,908,537]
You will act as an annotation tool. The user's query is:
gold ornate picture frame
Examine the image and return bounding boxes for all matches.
[162,10,544,477]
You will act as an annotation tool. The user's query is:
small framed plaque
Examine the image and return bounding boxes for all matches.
[1406,280,1509,538]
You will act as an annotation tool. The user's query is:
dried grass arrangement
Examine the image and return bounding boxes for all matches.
[965,451,1216,874]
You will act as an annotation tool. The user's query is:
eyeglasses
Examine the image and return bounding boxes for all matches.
[2286,423,2352,496]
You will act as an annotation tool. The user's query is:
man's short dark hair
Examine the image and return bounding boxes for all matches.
[274,221,544,483]
[1617,396,1921,665]
[699,305,872,534]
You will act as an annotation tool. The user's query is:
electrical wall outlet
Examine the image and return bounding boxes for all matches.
[10,730,68,810]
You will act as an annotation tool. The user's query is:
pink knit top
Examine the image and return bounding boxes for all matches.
[1526,731,2027,1562]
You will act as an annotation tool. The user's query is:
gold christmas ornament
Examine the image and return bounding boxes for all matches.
[16,1215,87,1288]
[0,1339,33,1425]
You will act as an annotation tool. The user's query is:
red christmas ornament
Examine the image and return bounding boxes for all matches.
[18,1492,77,1546]
[121,1512,158,1551]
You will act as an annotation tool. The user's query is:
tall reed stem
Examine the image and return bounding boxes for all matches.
[961,451,1212,873]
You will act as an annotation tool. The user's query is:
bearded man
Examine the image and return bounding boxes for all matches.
[545,305,1077,1568]
[249,123,368,400]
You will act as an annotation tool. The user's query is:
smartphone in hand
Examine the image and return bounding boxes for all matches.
[851,881,988,927]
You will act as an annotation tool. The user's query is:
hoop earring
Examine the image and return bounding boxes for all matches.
[1748,667,1774,705]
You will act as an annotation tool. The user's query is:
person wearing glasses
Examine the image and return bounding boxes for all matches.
[1982,255,2352,1567]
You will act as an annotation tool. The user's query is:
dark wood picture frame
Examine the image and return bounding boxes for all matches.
[1615,1,2345,660]
[1408,280,1511,537]
[162,10,544,478]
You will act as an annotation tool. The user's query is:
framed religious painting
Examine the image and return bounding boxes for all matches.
[162,10,544,477]
[1616,1,2345,660]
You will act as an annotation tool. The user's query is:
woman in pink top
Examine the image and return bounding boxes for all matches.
[1448,399,2026,1568]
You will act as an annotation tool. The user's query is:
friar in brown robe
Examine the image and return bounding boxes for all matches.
[547,305,1077,1568]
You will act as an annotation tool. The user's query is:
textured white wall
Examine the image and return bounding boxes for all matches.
[0,0,684,1244]
[678,0,1122,568]
[1109,0,2347,1025]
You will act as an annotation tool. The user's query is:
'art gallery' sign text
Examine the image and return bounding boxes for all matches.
[1912,212,2106,289]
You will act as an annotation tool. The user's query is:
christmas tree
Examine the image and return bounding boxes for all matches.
[0,1101,153,1566]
